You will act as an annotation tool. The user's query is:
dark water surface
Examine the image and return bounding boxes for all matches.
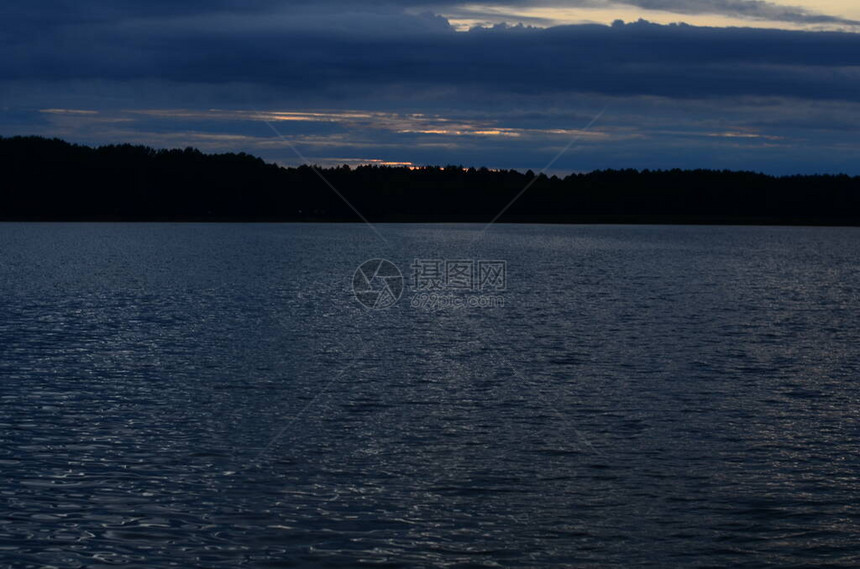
[1,223,858,568]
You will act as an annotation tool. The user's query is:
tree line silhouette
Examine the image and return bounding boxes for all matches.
[2,135,859,224]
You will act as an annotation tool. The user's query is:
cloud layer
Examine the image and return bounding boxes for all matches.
[2,1,860,173]
[3,13,859,101]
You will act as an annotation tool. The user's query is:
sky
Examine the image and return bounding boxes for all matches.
[1,0,859,174]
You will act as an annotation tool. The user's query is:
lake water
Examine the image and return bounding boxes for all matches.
[1,223,858,568]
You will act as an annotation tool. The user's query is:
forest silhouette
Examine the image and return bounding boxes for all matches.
[2,136,858,225]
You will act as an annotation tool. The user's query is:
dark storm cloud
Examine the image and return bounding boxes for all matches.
[2,6,859,102]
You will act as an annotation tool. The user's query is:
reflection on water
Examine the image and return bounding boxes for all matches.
[0,223,858,567]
